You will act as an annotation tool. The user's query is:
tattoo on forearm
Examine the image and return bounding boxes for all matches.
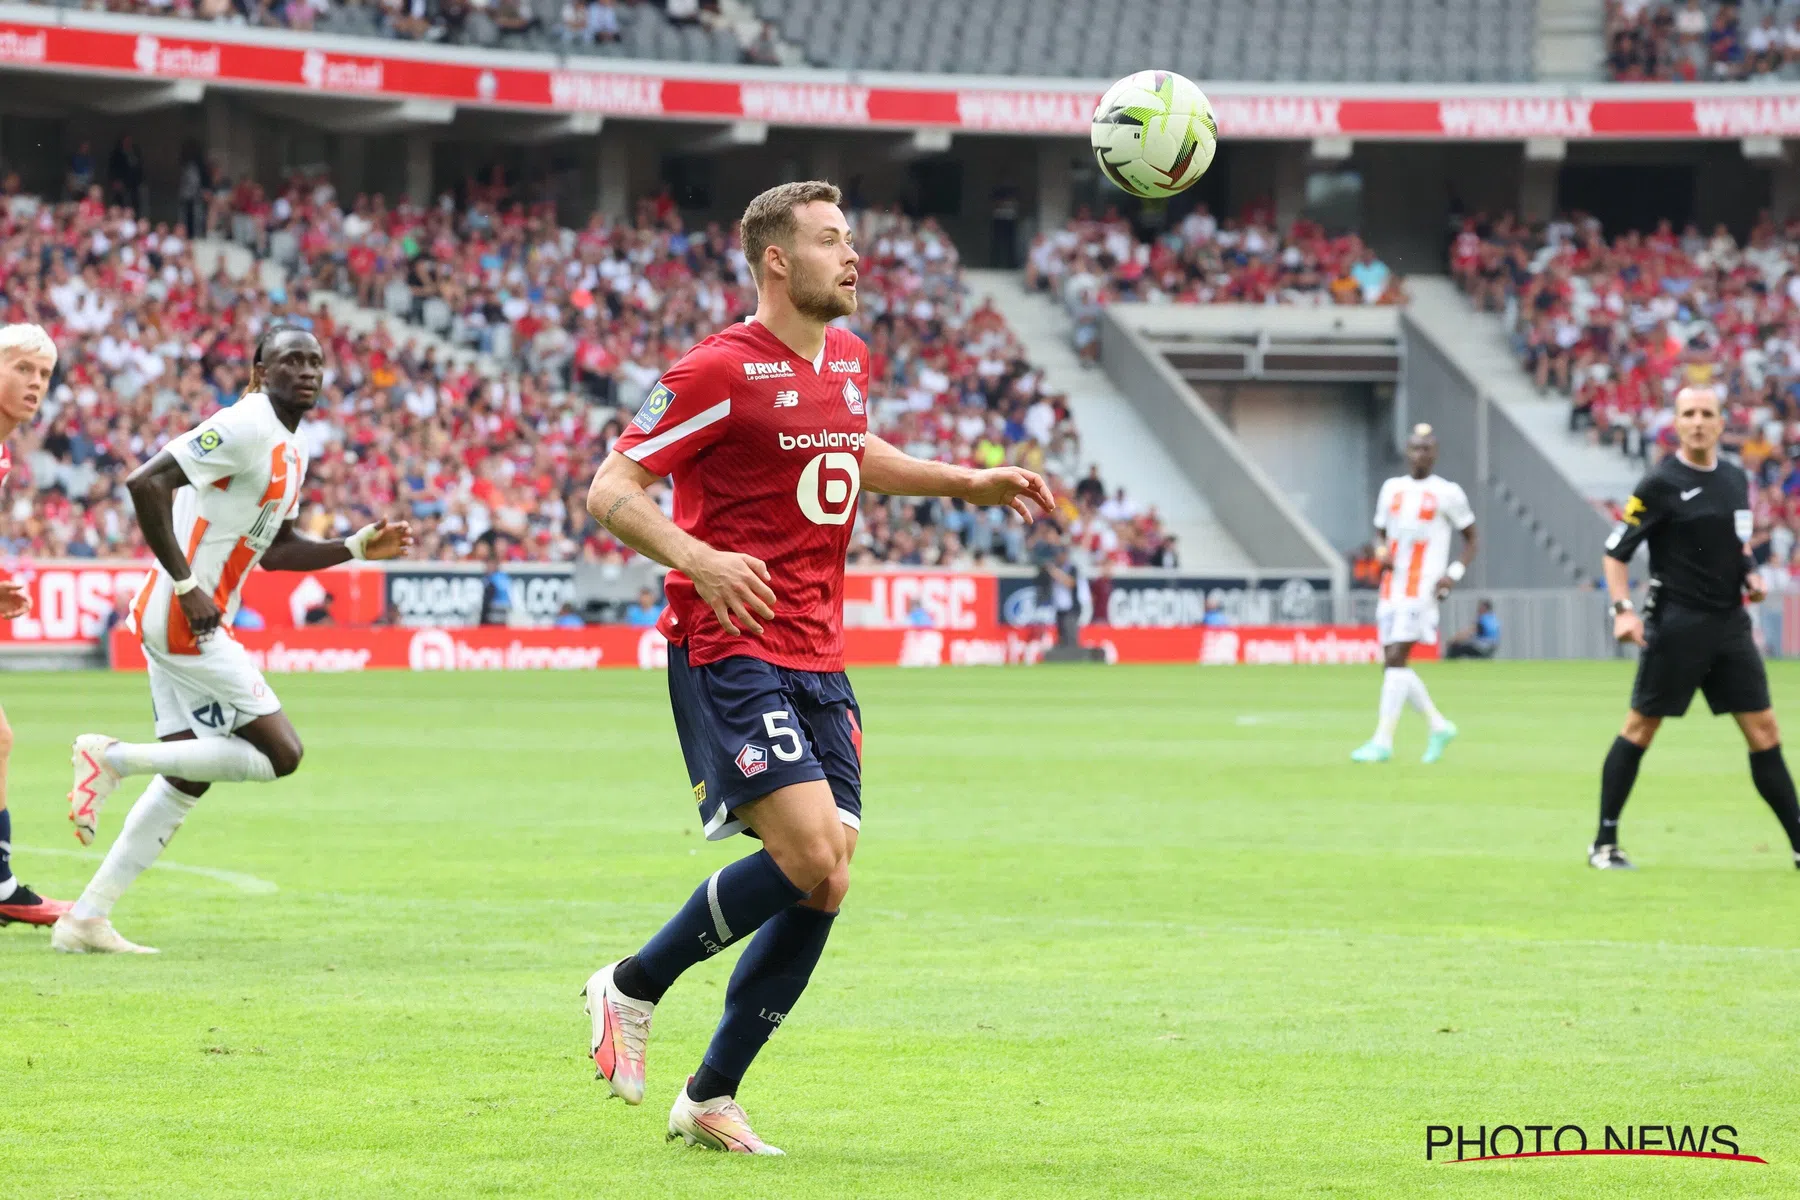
[601,493,635,530]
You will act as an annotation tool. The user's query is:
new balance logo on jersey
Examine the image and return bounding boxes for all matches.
[779,430,865,451]
[827,358,861,373]
[773,390,800,408]
[744,361,795,379]
[842,379,865,416]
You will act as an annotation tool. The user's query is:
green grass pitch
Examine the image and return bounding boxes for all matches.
[5,661,1800,1198]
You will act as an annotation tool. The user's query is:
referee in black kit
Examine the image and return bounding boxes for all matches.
[1590,385,1800,870]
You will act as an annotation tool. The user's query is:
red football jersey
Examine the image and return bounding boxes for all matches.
[614,319,871,672]
[0,444,10,489]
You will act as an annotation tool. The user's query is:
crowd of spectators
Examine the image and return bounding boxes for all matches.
[1450,206,1800,580]
[33,0,792,63]
[1026,206,1404,363]
[1606,0,1800,82]
[0,163,1177,571]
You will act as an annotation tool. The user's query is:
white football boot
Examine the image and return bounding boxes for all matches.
[68,735,122,847]
[668,1079,785,1155]
[583,961,653,1104]
[51,914,159,954]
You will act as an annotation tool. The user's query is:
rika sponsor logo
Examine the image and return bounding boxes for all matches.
[734,743,769,778]
[1425,1122,1759,1165]
[301,49,385,93]
[827,358,861,373]
[0,29,48,64]
[841,379,865,416]
[548,71,664,114]
[779,430,866,451]
[133,34,221,78]
[744,360,795,379]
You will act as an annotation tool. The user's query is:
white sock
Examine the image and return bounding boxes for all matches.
[105,737,276,783]
[71,776,197,920]
[1402,668,1449,732]
[1373,667,1409,748]
[0,874,15,902]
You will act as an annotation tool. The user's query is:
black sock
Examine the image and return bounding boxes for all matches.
[1597,735,1647,847]
[631,849,808,997]
[1748,745,1800,855]
[610,955,664,1005]
[0,807,12,888]
[689,1063,740,1103]
[698,905,837,1094]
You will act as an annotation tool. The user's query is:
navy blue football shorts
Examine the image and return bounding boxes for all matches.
[666,643,863,841]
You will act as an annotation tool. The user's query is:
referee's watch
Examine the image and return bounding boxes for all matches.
[1611,598,1635,616]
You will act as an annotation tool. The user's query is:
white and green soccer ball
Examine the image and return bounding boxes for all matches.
[1090,70,1218,200]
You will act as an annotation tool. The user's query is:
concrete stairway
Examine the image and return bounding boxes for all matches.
[966,269,1254,570]
[1405,276,1641,506]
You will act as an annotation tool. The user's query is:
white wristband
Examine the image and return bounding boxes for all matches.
[1446,561,1466,583]
[171,575,199,596]
[345,523,379,561]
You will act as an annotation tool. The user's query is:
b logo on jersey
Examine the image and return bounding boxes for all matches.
[842,379,865,416]
[633,383,676,433]
[796,452,861,526]
[773,390,800,409]
[190,429,224,458]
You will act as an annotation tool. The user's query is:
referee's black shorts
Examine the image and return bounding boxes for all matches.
[1631,603,1772,718]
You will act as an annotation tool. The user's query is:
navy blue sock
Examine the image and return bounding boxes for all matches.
[0,807,13,887]
[697,904,837,1092]
[633,849,807,997]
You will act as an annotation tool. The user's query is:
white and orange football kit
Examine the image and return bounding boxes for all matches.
[1372,473,1474,647]
[126,392,306,736]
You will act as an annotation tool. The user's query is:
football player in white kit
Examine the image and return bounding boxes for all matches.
[0,324,73,928]
[53,328,414,954]
[1351,424,1478,764]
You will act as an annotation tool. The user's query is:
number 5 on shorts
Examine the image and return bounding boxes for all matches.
[763,711,804,762]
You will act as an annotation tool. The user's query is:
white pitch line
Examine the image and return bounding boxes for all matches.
[21,845,278,895]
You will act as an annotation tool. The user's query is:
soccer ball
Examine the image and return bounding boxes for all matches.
[1090,70,1218,200]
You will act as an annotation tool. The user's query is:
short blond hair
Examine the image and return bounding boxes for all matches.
[740,180,842,284]
[0,323,56,365]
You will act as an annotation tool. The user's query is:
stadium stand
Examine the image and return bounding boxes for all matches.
[747,0,1539,82]
[1026,208,1404,364]
[1449,207,1800,567]
[1606,0,1800,81]
[23,0,755,62]
[24,0,1540,80]
[0,170,1177,568]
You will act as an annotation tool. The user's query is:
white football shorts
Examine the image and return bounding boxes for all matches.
[145,634,282,738]
[1376,597,1440,648]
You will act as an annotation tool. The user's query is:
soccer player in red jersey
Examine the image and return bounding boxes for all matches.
[580,181,1054,1154]
[0,325,74,928]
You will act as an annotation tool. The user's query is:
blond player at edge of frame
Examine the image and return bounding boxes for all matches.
[0,324,74,930]
[52,326,414,955]
[1351,423,1479,765]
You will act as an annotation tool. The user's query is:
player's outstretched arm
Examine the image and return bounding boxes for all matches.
[260,518,415,571]
[860,433,1056,522]
[126,450,222,638]
[586,451,776,636]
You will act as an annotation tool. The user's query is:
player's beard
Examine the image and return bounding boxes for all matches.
[789,265,855,323]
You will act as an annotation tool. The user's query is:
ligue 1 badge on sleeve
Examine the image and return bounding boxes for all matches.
[1736,508,1754,543]
[191,429,224,458]
[634,383,676,434]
